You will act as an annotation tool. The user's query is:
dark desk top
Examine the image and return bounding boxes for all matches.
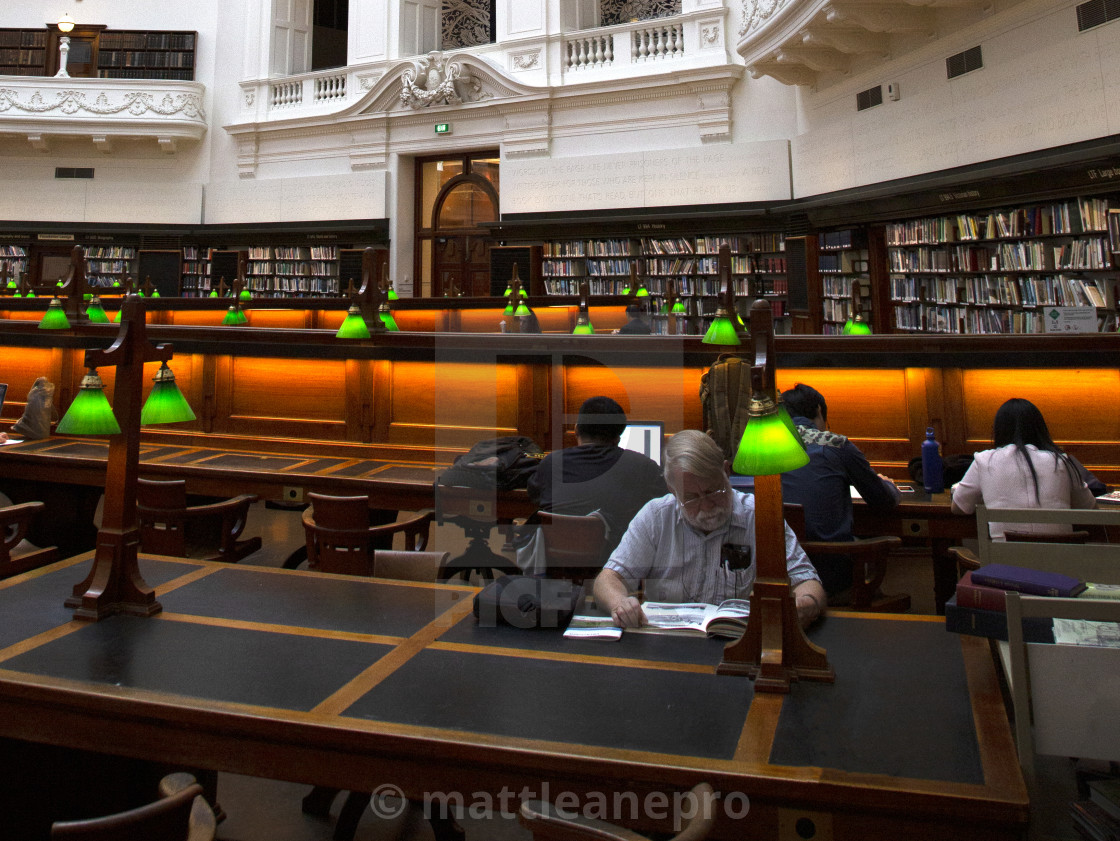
[0,555,1026,837]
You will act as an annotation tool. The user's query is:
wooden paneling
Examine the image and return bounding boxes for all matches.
[564,362,703,440]
[388,360,519,447]
[0,348,55,419]
[244,309,311,329]
[224,357,347,439]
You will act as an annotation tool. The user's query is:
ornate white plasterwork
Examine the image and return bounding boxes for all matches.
[358,71,385,91]
[701,23,722,47]
[0,87,205,119]
[740,0,791,37]
[400,51,491,108]
[511,50,541,71]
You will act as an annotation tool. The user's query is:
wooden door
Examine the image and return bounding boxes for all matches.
[433,235,490,297]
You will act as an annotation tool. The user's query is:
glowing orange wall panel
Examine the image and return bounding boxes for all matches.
[229,358,346,421]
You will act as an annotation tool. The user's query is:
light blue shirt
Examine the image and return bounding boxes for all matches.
[604,491,819,605]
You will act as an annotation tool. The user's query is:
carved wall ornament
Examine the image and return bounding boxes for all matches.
[740,0,790,37]
[400,51,486,108]
[512,51,541,71]
[0,88,206,119]
[244,90,255,107]
[701,24,721,46]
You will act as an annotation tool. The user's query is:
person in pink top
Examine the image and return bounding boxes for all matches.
[951,397,1096,539]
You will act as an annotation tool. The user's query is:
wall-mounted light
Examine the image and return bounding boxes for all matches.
[55,13,75,78]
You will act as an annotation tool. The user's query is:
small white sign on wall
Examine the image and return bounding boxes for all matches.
[1043,306,1097,333]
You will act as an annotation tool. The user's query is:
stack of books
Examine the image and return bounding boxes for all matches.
[1071,778,1120,841]
[946,564,1120,641]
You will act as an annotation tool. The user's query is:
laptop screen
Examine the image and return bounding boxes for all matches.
[619,422,663,466]
[0,383,6,417]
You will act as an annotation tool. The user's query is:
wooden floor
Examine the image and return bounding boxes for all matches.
[155,505,1076,841]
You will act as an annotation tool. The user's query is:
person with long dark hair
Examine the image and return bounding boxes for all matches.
[951,398,1096,539]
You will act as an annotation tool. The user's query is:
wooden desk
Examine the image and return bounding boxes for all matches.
[0,556,1027,840]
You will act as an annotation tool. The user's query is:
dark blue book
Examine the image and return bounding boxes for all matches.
[944,596,1053,643]
[972,563,1086,598]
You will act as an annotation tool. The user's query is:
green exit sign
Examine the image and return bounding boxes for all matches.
[435,123,452,134]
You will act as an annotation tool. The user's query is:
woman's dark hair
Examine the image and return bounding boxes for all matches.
[781,383,827,424]
[991,398,1077,501]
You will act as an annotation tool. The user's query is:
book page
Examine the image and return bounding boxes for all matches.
[563,615,622,641]
[640,602,717,633]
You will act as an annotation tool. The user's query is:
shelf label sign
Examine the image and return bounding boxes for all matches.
[435,123,452,134]
[1044,306,1097,333]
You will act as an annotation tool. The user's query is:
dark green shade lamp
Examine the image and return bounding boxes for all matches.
[239,288,252,302]
[702,244,741,346]
[57,369,121,435]
[842,313,872,335]
[379,303,399,332]
[336,304,370,339]
[39,297,71,329]
[222,305,248,326]
[387,284,399,302]
[139,362,196,425]
[208,288,219,298]
[85,295,110,323]
[732,386,809,476]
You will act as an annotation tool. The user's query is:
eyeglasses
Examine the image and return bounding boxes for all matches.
[678,486,729,510]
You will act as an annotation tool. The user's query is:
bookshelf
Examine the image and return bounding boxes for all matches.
[818,229,870,335]
[0,246,28,287]
[182,246,211,297]
[245,245,340,297]
[97,31,196,81]
[85,246,137,289]
[885,197,1118,334]
[540,231,789,333]
[0,29,47,76]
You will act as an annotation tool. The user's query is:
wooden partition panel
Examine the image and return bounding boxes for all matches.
[221,356,348,440]
[244,309,313,329]
[0,347,56,420]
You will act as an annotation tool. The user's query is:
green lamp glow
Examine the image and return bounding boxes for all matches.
[140,362,196,425]
[502,285,512,297]
[379,306,399,332]
[5,279,15,290]
[113,308,122,322]
[39,297,70,330]
[635,283,650,297]
[572,320,594,334]
[702,315,741,346]
[152,289,161,298]
[82,293,92,301]
[13,291,21,298]
[843,313,872,335]
[503,299,515,315]
[732,395,809,476]
[57,369,121,435]
[85,295,110,323]
[137,289,145,298]
[26,290,35,298]
[239,288,252,302]
[514,300,532,317]
[387,285,399,302]
[222,306,247,325]
[112,280,122,289]
[671,300,687,314]
[336,304,370,339]
[208,289,218,298]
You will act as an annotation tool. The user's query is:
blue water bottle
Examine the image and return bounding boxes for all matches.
[922,427,944,494]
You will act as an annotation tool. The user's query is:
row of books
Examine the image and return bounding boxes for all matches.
[0,31,46,48]
[0,246,27,257]
[886,199,1111,245]
[818,252,865,273]
[99,32,196,50]
[893,304,1057,334]
[246,278,339,293]
[97,51,195,68]
[86,247,136,260]
[891,275,1110,307]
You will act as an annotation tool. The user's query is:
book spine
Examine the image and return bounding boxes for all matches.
[944,599,1053,642]
[971,572,1085,598]
[955,574,1006,612]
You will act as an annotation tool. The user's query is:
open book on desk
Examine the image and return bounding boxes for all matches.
[634,600,751,640]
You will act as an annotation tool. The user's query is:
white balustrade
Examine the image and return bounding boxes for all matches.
[270,80,303,109]
[565,17,686,73]
[314,73,347,103]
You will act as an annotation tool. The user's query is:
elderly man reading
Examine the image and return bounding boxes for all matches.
[593,429,825,629]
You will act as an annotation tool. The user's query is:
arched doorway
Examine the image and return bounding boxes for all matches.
[415,152,500,297]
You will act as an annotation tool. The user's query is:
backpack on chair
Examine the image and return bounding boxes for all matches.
[700,354,752,461]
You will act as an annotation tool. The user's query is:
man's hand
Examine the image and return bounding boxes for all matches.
[610,595,646,628]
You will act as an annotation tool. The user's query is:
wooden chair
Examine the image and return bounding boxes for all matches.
[784,503,909,612]
[519,782,717,841]
[535,510,608,584]
[51,772,215,840]
[433,482,520,583]
[1,500,58,579]
[299,493,451,841]
[301,493,434,576]
[136,479,261,563]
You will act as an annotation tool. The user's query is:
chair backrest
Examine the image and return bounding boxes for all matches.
[974,505,1120,583]
[536,511,608,583]
[375,549,451,582]
[137,478,189,510]
[0,499,59,577]
[303,493,376,576]
[51,777,214,841]
[519,782,716,841]
[136,478,191,556]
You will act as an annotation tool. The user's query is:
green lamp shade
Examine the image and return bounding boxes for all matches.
[701,316,741,346]
[732,411,809,476]
[140,364,196,425]
[82,293,92,301]
[26,290,35,298]
[222,306,243,325]
[152,290,161,298]
[503,301,515,315]
[846,318,872,335]
[137,290,145,298]
[112,280,122,288]
[336,306,370,339]
[514,302,531,317]
[841,317,854,334]
[387,287,399,301]
[208,289,218,298]
[635,284,650,297]
[380,310,400,332]
[57,371,121,435]
[39,298,70,330]
[503,286,512,297]
[112,308,122,322]
[85,297,110,323]
[671,301,687,314]
[572,322,594,335]
[239,289,252,302]
[12,291,21,298]
[5,279,15,289]
[621,286,630,295]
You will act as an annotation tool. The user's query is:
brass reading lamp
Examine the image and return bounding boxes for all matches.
[355,246,386,333]
[572,280,594,334]
[701,244,742,346]
[59,295,196,620]
[716,299,834,692]
[622,259,650,298]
